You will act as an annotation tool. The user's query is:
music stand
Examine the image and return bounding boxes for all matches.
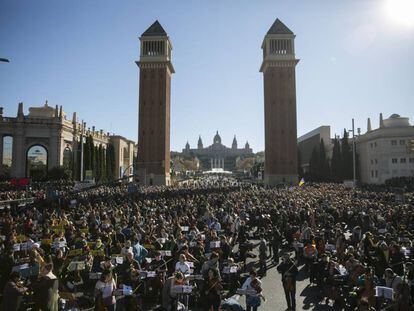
[171,285,193,311]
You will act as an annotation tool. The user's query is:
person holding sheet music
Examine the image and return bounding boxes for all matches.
[384,268,403,297]
[277,254,298,311]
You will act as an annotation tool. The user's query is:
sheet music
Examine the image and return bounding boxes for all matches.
[375,286,393,300]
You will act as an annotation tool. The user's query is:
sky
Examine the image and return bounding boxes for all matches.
[1,0,413,152]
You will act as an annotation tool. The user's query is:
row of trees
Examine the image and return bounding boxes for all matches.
[72,135,116,182]
[306,129,356,182]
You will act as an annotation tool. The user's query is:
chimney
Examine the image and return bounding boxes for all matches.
[59,105,63,119]
[72,112,77,124]
[17,102,24,119]
[367,118,372,132]
[379,113,384,128]
[92,126,95,133]
[55,105,59,118]
[0,107,3,117]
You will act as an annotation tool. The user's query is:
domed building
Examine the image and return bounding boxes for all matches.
[356,113,414,184]
[181,131,253,171]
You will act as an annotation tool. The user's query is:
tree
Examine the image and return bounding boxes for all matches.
[105,143,116,180]
[309,147,320,181]
[331,138,342,182]
[319,139,331,181]
[99,145,106,181]
[341,129,353,180]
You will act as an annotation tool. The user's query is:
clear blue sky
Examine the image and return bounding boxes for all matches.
[1,0,413,152]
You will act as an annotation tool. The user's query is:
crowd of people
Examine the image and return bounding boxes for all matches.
[0,177,413,311]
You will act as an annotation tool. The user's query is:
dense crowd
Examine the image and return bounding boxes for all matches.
[0,177,413,311]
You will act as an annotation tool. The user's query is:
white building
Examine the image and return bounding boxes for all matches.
[356,113,414,184]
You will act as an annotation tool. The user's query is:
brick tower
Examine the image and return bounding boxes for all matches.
[260,19,299,185]
[136,21,174,186]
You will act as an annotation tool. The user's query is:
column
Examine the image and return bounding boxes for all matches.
[0,135,3,167]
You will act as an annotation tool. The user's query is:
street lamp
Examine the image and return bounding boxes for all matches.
[0,58,10,63]
[348,118,357,187]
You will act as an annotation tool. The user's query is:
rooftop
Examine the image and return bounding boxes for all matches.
[267,19,294,35]
[141,20,167,37]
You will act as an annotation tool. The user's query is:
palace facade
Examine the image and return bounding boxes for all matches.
[180,131,253,171]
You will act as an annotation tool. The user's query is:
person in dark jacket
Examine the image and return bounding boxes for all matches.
[2,271,28,311]
[277,254,298,311]
[33,262,59,311]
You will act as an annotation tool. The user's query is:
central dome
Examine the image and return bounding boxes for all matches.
[213,131,222,144]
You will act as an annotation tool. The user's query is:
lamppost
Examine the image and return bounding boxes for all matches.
[348,118,357,187]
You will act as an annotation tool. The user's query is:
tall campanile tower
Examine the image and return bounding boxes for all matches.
[136,21,174,186]
[260,19,299,185]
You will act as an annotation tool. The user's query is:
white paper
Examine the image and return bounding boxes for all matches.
[181,226,189,232]
[115,257,123,264]
[210,241,220,248]
[375,286,393,300]
[123,285,133,296]
[146,271,156,278]
[13,244,20,252]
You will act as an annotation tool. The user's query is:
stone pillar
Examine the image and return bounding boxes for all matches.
[12,129,25,178]
[0,135,3,167]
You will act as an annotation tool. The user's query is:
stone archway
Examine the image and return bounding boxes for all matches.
[26,144,48,180]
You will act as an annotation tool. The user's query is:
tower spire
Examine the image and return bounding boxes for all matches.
[379,113,384,128]
[17,102,24,119]
[198,135,203,149]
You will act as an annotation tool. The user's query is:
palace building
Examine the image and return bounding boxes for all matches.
[180,131,253,171]
[0,102,136,180]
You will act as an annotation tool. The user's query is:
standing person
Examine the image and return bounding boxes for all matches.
[94,270,117,311]
[271,227,281,263]
[33,262,59,311]
[241,270,264,311]
[277,254,298,311]
[258,236,268,276]
[2,271,28,311]
[203,268,223,311]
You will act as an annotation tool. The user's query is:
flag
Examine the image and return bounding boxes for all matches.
[299,178,305,187]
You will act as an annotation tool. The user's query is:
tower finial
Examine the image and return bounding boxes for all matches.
[380,113,384,128]
[367,117,372,132]
[17,102,24,118]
